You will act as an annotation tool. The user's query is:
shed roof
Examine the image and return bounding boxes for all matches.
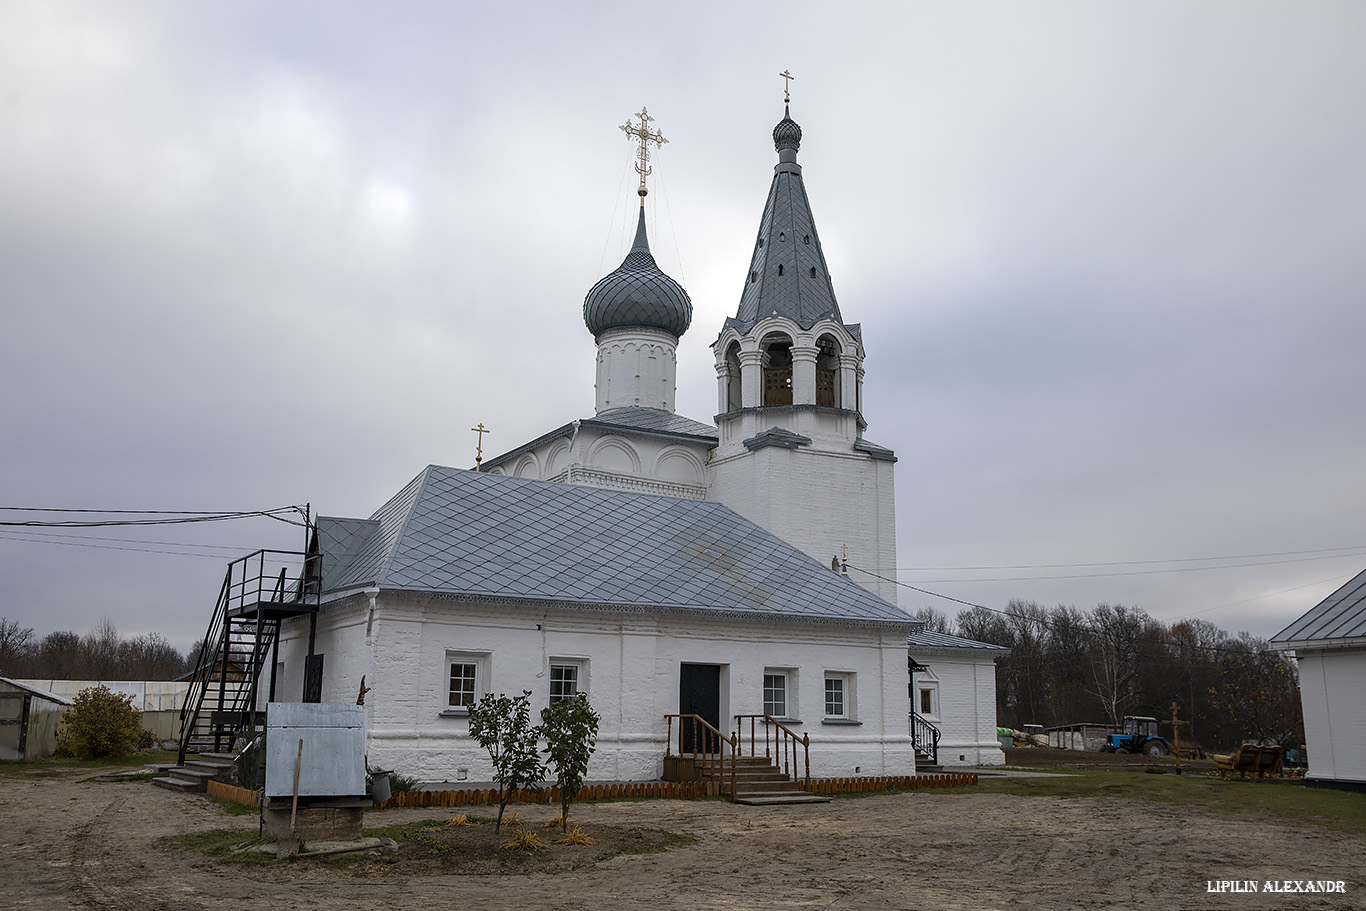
[1271,566,1366,647]
[316,465,915,629]
[0,676,72,705]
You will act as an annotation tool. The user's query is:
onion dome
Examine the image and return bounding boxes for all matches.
[773,105,802,153]
[584,207,692,339]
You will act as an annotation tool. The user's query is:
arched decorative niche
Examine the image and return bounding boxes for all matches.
[545,440,570,477]
[587,437,641,475]
[654,448,705,486]
[514,453,541,479]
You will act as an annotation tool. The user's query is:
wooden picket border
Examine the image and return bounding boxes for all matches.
[801,772,978,796]
[376,779,710,809]
[206,779,261,808]
[372,773,975,809]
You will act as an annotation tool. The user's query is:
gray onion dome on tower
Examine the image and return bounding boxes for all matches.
[773,106,802,152]
[583,207,693,339]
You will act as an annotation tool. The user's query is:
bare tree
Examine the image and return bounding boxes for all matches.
[1086,603,1147,725]
[83,617,122,678]
[0,618,35,675]
[912,606,952,633]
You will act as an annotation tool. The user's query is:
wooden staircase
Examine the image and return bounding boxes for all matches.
[665,713,831,806]
[708,755,830,805]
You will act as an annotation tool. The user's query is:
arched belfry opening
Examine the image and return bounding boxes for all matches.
[816,334,841,408]
[724,341,743,412]
[761,333,794,406]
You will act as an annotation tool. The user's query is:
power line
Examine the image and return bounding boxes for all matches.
[896,549,1366,583]
[846,562,1293,659]
[896,544,1366,573]
[0,533,239,559]
[0,505,309,529]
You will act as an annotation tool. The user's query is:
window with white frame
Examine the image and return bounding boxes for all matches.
[549,659,587,704]
[445,652,489,713]
[824,673,854,720]
[763,672,788,718]
[920,687,934,716]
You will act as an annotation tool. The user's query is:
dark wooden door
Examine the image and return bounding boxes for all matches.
[303,654,324,703]
[679,663,721,754]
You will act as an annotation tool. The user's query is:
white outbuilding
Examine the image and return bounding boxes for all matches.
[1271,567,1366,791]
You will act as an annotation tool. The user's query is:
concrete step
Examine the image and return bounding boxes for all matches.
[151,776,202,794]
[169,767,216,789]
[184,759,233,777]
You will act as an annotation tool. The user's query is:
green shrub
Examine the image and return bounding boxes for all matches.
[57,685,143,759]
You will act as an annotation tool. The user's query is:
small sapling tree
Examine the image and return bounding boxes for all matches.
[468,690,545,832]
[57,684,143,759]
[541,694,600,833]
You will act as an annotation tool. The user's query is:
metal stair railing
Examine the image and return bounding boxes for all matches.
[911,711,940,765]
[177,550,313,764]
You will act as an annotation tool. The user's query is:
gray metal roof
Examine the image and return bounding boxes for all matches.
[318,465,914,628]
[480,410,717,473]
[907,629,1010,654]
[1270,566,1366,646]
[726,104,845,335]
[584,207,692,339]
[589,407,718,441]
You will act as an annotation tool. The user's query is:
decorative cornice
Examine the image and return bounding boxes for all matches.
[743,427,813,452]
[379,587,919,632]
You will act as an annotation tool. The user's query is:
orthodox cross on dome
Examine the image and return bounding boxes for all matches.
[470,422,490,472]
[778,69,795,104]
[620,107,668,201]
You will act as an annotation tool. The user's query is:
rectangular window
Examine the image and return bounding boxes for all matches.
[920,688,933,715]
[824,675,846,719]
[763,673,787,718]
[549,664,579,704]
[448,662,478,709]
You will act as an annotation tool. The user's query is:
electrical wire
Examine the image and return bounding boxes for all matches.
[0,505,308,529]
[845,561,1305,659]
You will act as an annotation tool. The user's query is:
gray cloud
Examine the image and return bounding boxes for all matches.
[2,2,1363,650]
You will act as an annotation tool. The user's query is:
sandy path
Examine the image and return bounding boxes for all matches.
[1,772,1360,910]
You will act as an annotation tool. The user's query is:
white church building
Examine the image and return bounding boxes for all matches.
[259,100,1002,782]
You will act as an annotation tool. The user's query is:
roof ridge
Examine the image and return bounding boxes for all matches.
[372,465,441,589]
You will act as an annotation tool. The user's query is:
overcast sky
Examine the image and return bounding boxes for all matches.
[2,1,1363,654]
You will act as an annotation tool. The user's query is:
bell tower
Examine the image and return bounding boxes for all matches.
[707,90,899,605]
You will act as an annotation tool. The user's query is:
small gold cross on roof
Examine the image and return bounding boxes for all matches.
[620,107,668,200]
[471,422,490,471]
[779,69,795,103]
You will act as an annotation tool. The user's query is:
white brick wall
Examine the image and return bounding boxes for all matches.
[910,651,1005,767]
[278,596,916,783]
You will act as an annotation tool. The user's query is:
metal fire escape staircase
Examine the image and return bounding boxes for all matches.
[177,549,320,764]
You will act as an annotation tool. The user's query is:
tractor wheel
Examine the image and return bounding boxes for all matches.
[1146,741,1166,757]
[1115,748,1131,755]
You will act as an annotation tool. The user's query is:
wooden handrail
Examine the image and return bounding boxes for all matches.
[664,714,739,798]
[734,714,810,789]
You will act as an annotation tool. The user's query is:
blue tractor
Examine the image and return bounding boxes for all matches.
[1102,715,1170,756]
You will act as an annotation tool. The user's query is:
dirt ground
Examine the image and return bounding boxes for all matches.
[1,765,1361,911]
